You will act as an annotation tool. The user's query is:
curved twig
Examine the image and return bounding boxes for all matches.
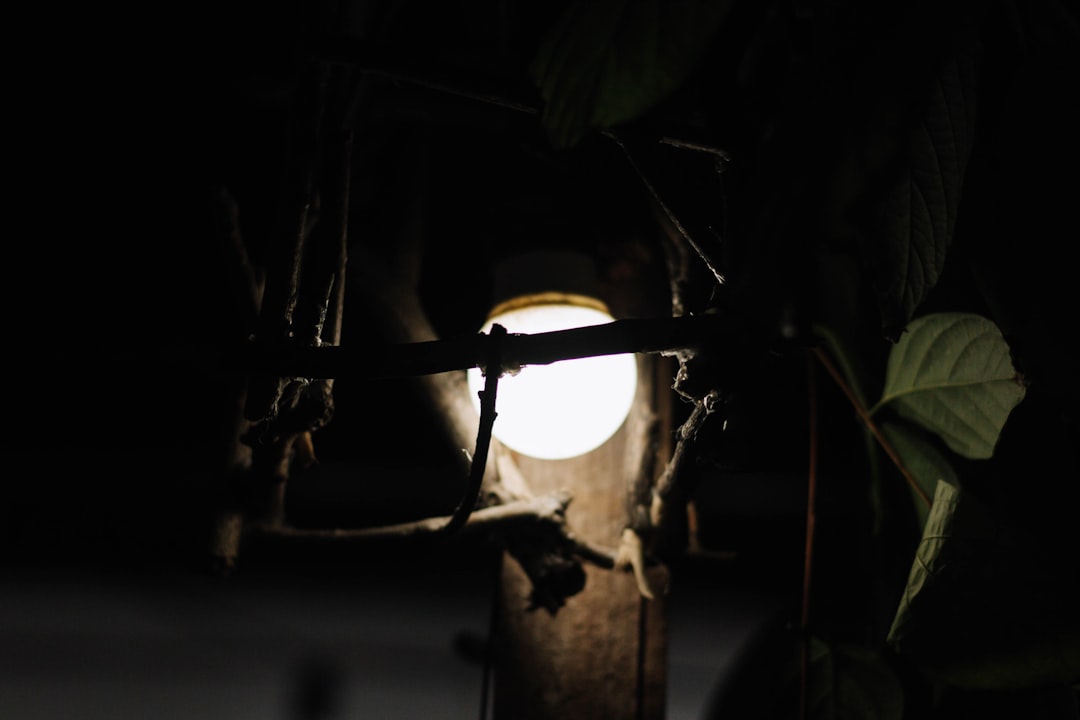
[440,325,505,535]
[602,129,726,288]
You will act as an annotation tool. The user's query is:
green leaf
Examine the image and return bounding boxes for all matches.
[888,481,1080,689]
[869,35,979,336]
[822,641,906,720]
[777,636,905,720]
[875,313,1025,460]
[880,421,957,532]
[530,0,732,148]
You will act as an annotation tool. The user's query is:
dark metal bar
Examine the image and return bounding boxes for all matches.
[236,314,729,381]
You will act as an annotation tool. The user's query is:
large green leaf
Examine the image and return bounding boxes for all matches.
[767,635,905,720]
[807,638,905,720]
[880,421,957,532]
[888,481,1080,689]
[529,0,732,149]
[868,33,979,337]
[874,313,1025,460]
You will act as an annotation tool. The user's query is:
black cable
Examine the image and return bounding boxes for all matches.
[479,549,504,720]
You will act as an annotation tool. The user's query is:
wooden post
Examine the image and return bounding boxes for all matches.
[492,357,669,720]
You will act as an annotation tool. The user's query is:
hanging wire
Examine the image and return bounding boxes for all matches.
[479,550,504,720]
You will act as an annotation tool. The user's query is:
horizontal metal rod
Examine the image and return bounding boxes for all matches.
[238,314,729,380]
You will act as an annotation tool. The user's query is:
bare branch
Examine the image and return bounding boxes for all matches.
[246,62,332,423]
[650,389,721,531]
[252,494,562,540]
[603,130,726,288]
[623,357,661,534]
[293,66,355,350]
[249,492,619,570]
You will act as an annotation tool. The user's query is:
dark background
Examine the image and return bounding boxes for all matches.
[5,4,813,718]
[6,1,1079,718]
[9,0,830,572]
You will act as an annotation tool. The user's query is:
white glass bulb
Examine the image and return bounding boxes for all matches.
[467,302,638,460]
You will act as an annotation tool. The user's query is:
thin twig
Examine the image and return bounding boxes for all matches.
[650,389,721,530]
[812,347,932,508]
[800,352,820,720]
[657,209,693,318]
[658,136,732,162]
[618,354,666,598]
[250,492,620,569]
[348,246,512,499]
[624,358,660,531]
[602,130,726,287]
[441,325,505,535]
[315,33,738,168]
[312,33,541,116]
[245,61,332,424]
[293,64,354,349]
[253,494,564,539]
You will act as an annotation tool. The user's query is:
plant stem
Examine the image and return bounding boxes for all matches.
[812,347,932,508]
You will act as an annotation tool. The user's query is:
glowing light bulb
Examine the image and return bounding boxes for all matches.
[467,299,638,460]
